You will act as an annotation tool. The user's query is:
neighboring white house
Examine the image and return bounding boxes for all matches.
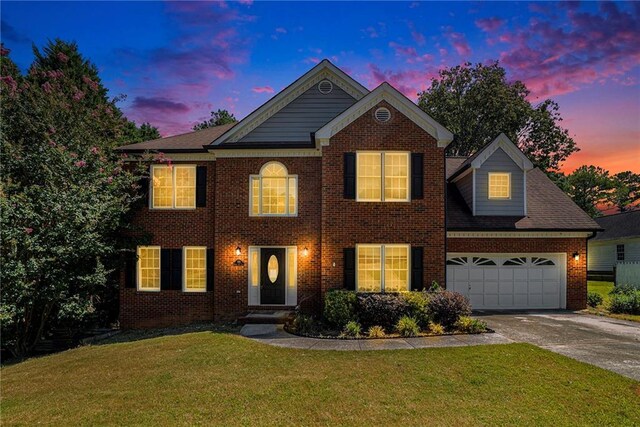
[588,211,640,273]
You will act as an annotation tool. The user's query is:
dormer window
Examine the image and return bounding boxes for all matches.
[250,162,298,216]
[488,172,511,199]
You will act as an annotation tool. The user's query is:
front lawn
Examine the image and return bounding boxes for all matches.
[588,281,640,322]
[2,330,639,425]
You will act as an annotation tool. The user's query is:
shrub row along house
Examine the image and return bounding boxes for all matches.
[117,60,600,329]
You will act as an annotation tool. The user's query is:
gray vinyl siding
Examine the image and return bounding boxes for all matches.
[588,238,640,271]
[475,148,525,216]
[456,172,473,211]
[238,83,356,143]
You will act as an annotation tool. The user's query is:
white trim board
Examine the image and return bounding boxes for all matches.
[470,133,533,171]
[447,231,592,238]
[210,60,369,146]
[315,82,454,147]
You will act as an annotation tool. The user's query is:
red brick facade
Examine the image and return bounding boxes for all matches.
[119,104,588,329]
[321,101,446,294]
[447,237,587,310]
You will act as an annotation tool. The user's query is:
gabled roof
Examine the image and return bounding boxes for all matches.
[117,123,236,153]
[208,59,369,147]
[592,211,640,241]
[315,82,454,147]
[448,133,534,181]
[446,160,601,231]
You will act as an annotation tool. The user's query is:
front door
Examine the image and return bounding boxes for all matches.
[260,248,286,305]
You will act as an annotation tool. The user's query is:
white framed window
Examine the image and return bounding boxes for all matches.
[183,246,207,292]
[249,162,298,216]
[150,165,196,209]
[137,246,160,291]
[356,152,409,202]
[356,244,410,292]
[488,172,511,199]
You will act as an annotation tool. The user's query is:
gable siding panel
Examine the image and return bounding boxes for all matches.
[475,148,525,216]
[239,84,356,143]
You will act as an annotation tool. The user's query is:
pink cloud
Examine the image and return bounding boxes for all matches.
[252,86,274,94]
[444,29,471,57]
[498,2,640,98]
[366,63,439,99]
[475,17,505,32]
[389,42,417,59]
[408,22,426,46]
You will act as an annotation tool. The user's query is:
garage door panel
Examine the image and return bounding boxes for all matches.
[447,253,565,310]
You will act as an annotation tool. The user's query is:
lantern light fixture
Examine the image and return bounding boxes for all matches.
[235,246,242,256]
[303,247,309,257]
[573,252,580,262]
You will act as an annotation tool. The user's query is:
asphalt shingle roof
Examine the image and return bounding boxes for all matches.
[446,158,600,231]
[592,211,640,241]
[117,123,237,152]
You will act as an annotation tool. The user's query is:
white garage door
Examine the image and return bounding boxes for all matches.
[446,253,566,310]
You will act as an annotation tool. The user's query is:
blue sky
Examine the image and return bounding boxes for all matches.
[2,1,639,172]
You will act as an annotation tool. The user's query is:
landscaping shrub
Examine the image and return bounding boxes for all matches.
[428,281,441,292]
[367,325,385,338]
[609,290,640,315]
[455,316,488,334]
[428,322,445,335]
[610,284,638,295]
[342,321,362,338]
[323,290,357,328]
[587,291,603,308]
[292,314,316,335]
[356,293,409,330]
[396,316,420,337]
[402,292,431,328]
[428,290,471,329]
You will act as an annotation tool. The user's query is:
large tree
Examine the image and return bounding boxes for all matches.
[610,171,640,213]
[192,109,237,131]
[418,62,578,172]
[563,166,614,218]
[0,43,148,357]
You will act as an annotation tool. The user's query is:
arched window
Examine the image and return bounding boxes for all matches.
[250,162,298,216]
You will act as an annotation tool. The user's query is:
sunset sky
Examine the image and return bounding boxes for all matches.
[2,1,638,173]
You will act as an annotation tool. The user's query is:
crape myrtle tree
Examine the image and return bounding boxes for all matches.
[418,61,578,172]
[0,41,152,357]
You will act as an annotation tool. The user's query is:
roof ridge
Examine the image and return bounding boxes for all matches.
[598,210,640,218]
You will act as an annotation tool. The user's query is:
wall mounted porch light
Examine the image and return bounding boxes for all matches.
[234,246,244,266]
[303,247,309,257]
[572,252,580,262]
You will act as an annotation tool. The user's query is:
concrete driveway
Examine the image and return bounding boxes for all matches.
[478,311,640,380]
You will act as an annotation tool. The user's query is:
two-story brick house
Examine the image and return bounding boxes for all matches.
[118,60,600,329]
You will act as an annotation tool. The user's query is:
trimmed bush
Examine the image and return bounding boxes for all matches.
[367,325,385,338]
[292,314,316,335]
[428,290,471,329]
[356,293,409,330]
[342,321,362,338]
[402,292,431,328]
[396,316,420,337]
[587,291,603,308]
[324,290,357,328]
[609,290,640,315]
[455,316,487,334]
[610,284,638,295]
[428,322,445,335]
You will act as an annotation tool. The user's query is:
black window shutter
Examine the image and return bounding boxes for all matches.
[124,251,136,288]
[344,153,356,199]
[171,248,183,290]
[196,166,207,207]
[140,175,150,207]
[344,248,356,290]
[411,246,424,291]
[206,249,214,292]
[160,249,171,290]
[411,153,424,200]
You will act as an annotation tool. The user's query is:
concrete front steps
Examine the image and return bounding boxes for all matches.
[238,310,295,325]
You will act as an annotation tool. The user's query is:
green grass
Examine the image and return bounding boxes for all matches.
[588,281,640,322]
[2,331,639,426]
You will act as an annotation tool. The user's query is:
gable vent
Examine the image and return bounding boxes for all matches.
[318,80,333,94]
[374,107,391,123]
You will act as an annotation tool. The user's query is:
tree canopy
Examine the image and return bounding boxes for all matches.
[0,42,149,357]
[418,61,578,172]
[192,109,237,131]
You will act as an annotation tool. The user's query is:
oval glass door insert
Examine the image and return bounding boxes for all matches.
[267,255,279,283]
